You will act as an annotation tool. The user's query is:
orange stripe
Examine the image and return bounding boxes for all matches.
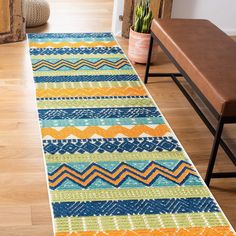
[36,87,147,98]
[29,41,117,48]
[56,226,234,236]
[41,124,170,139]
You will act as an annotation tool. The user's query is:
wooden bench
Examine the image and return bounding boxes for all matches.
[144,19,236,186]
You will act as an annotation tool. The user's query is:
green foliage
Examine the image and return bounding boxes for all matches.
[134,0,153,33]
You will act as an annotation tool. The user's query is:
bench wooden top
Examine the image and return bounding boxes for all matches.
[151,19,236,117]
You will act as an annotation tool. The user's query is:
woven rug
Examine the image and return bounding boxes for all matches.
[28,33,235,236]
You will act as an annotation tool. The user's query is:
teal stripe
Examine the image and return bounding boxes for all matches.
[31,53,125,60]
[40,117,164,127]
[29,37,114,43]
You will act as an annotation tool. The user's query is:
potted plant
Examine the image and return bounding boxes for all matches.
[128,0,157,64]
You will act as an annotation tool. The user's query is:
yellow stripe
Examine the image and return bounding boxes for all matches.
[29,41,117,48]
[36,87,147,98]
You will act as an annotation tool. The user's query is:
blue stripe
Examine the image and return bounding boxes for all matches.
[28,37,114,43]
[34,75,139,83]
[37,95,148,101]
[30,47,123,56]
[42,136,182,155]
[52,197,219,217]
[28,32,113,39]
[38,107,160,120]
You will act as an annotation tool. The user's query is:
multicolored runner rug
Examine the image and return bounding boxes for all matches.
[28,33,235,236]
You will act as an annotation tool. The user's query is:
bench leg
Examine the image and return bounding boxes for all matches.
[144,35,153,84]
[205,117,224,186]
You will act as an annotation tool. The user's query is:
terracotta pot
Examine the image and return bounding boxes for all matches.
[128,27,158,64]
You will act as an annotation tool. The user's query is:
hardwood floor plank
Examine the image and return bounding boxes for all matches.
[0,206,31,226]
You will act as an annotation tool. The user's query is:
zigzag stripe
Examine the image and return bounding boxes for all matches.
[34,75,139,83]
[38,107,161,120]
[33,58,130,71]
[36,87,146,98]
[52,197,219,217]
[43,137,182,155]
[42,124,170,139]
[28,33,113,39]
[30,47,123,56]
[48,160,198,189]
[29,41,117,49]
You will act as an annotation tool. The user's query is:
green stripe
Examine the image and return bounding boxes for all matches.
[40,117,164,127]
[31,53,125,60]
[37,98,154,109]
[55,212,228,232]
[36,81,142,89]
[45,151,186,163]
[51,186,210,202]
[33,69,136,77]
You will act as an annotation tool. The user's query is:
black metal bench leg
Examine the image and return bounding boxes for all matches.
[144,35,153,84]
[205,117,224,186]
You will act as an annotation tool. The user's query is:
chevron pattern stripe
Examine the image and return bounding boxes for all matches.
[48,161,198,189]
[28,33,235,235]
[32,58,130,71]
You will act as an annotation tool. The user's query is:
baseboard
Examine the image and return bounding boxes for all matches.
[113,30,122,37]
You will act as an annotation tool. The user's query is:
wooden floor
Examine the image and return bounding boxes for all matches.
[0,0,235,235]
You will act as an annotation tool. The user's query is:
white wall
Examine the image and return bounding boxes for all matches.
[112,0,124,35]
[113,0,236,36]
[172,0,236,35]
